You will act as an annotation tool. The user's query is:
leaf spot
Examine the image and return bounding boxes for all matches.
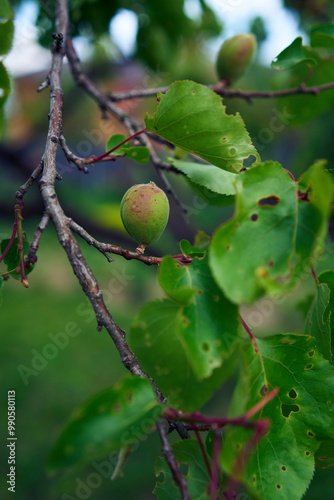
[229,147,237,157]
[251,213,258,221]
[258,195,280,207]
[288,389,297,399]
[308,350,315,357]
[126,392,133,403]
[259,385,268,397]
[304,363,313,370]
[281,403,300,417]
[305,451,311,457]
[276,484,281,490]
[307,430,315,438]
[213,295,219,302]
[201,342,210,352]
[281,466,286,471]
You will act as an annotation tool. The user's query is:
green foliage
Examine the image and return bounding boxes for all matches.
[272,37,318,70]
[221,334,334,500]
[48,377,162,470]
[105,134,150,164]
[305,283,332,363]
[145,80,260,172]
[154,439,210,500]
[0,235,30,279]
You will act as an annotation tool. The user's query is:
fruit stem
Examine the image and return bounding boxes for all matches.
[84,128,147,164]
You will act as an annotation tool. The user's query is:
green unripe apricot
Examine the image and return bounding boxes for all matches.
[216,33,257,84]
[120,182,169,253]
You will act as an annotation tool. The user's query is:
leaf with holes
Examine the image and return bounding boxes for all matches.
[154,439,210,500]
[315,440,334,469]
[145,80,260,172]
[209,161,297,304]
[271,37,318,70]
[158,255,240,378]
[129,299,238,412]
[48,377,162,470]
[305,283,332,364]
[221,334,334,500]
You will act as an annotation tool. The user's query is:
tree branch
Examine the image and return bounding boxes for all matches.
[156,420,191,500]
[109,80,334,102]
[37,0,166,404]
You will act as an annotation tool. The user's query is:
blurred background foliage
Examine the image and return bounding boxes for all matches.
[1,0,334,498]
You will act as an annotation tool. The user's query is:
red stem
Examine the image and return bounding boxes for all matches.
[239,315,259,353]
[310,265,318,287]
[0,219,18,265]
[84,128,147,163]
[191,424,212,479]
[210,428,221,500]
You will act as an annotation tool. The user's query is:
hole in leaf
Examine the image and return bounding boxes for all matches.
[281,466,286,471]
[281,403,300,417]
[305,451,311,457]
[258,195,280,207]
[260,385,268,397]
[201,342,210,352]
[307,431,314,438]
[288,389,297,399]
[308,350,315,358]
[276,484,281,490]
[251,214,258,221]
[305,363,313,370]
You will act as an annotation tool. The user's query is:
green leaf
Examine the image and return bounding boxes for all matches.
[271,37,318,70]
[0,61,11,105]
[172,159,241,196]
[106,134,131,151]
[158,256,198,304]
[105,134,150,164]
[305,283,332,364]
[154,439,210,500]
[295,160,333,274]
[179,239,206,258]
[315,440,334,469]
[0,0,13,20]
[1,236,29,273]
[318,270,334,345]
[209,161,297,304]
[222,334,334,500]
[0,19,14,57]
[121,146,150,164]
[145,80,260,172]
[129,299,238,411]
[0,276,3,305]
[48,377,162,470]
[311,24,334,50]
[159,255,240,378]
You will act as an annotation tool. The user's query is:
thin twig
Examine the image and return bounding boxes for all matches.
[59,134,89,173]
[239,315,259,353]
[156,420,191,500]
[210,427,221,500]
[25,212,50,269]
[108,80,334,103]
[15,160,44,200]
